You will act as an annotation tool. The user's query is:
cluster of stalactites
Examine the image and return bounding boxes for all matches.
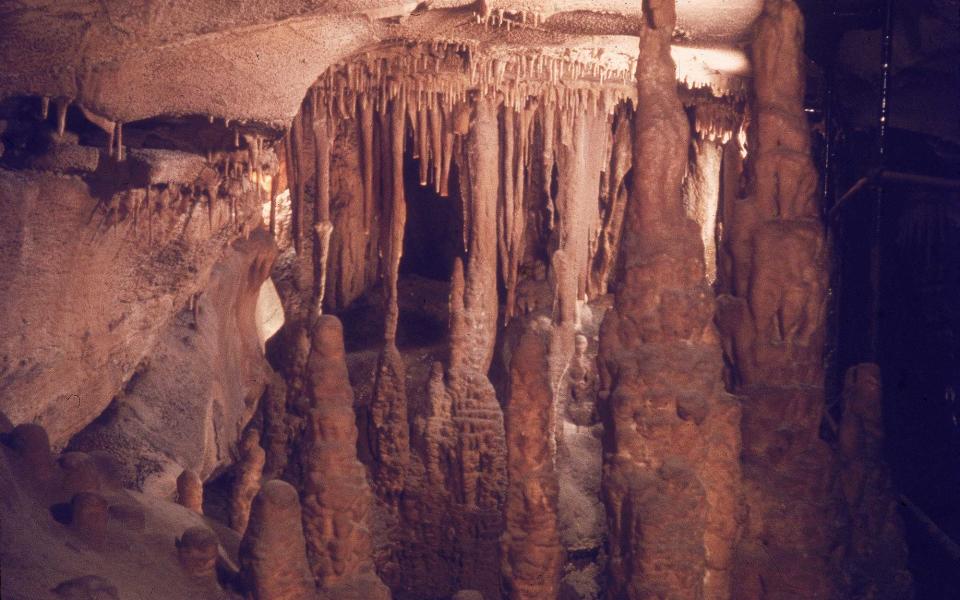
[311,41,636,118]
[95,143,273,240]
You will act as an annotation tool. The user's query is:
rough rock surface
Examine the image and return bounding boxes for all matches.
[67,227,277,494]
[838,364,913,598]
[596,1,743,598]
[230,429,266,534]
[0,169,267,451]
[501,320,563,600]
[1,422,242,600]
[299,315,390,600]
[239,479,316,600]
[717,1,844,597]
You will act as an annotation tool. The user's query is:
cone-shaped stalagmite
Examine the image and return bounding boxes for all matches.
[597,1,743,597]
[239,480,315,600]
[300,315,390,600]
[718,1,843,597]
[838,364,912,597]
[501,320,562,600]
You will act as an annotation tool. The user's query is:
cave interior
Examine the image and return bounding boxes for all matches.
[1,1,958,599]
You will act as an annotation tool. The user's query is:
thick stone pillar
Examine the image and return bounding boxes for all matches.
[501,320,563,600]
[597,1,743,598]
[300,316,390,600]
[717,1,843,597]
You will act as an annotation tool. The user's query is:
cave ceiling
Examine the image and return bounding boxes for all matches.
[0,0,761,130]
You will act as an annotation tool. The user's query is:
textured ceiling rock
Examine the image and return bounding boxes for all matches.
[1,0,759,127]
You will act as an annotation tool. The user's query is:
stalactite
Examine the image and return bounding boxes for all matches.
[360,96,375,230]
[498,105,516,319]
[289,111,304,254]
[598,1,743,598]
[591,106,632,296]
[312,114,333,317]
[429,102,443,195]
[683,138,723,284]
[384,94,407,342]
[418,101,430,186]
[460,96,500,372]
[440,104,454,197]
[55,98,69,137]
[541,102,556,231]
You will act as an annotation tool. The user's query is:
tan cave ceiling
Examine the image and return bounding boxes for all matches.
[0,0,762,127]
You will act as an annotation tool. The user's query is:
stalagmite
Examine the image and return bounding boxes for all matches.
[597,1,743,598]
[300,316,390,600]
[259,373,290,480]
[239,480,316,600]
[838,364,912,597]
[368,342,410,502]
[176,469,204,514]
[718,1,842,597]
[230,429,265,535]
[176,526,218,579]
[501,320,562,600]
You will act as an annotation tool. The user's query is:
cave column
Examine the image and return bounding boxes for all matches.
[458,95,500,372]
[718,0,841,597]
[597,0,743,598]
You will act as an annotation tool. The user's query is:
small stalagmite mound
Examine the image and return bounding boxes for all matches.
[177,469,204,514]
[176,526,219,579]
[239,479,316,600]
[230,429,266,534]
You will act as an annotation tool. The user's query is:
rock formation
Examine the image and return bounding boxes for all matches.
[839,364,913,598]
[501,320,563,600]
[230,429,266,534]
[177,526,219,579]
[177,469,204,514]
[596,1,743,598]
[717,1,843,596]
[300,315,389,600]
[239,480,316,600]
[0,1,923,599]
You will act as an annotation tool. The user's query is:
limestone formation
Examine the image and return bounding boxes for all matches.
[501,322,562,600]
[717,1,843,596]
[60,452,102,496]
[71,492,109,535]
[8,423,55,480]
[368,342,410,501]
[52,575,120,600]
[839,364,913,598]
[177,469,204,514]
[300,315,389,599]
[597,1,743,598]
[239,480,316,600]
[230,429,266,535]
[176,526,218,578]
[260,372,291,480]
[0,2,926,599]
